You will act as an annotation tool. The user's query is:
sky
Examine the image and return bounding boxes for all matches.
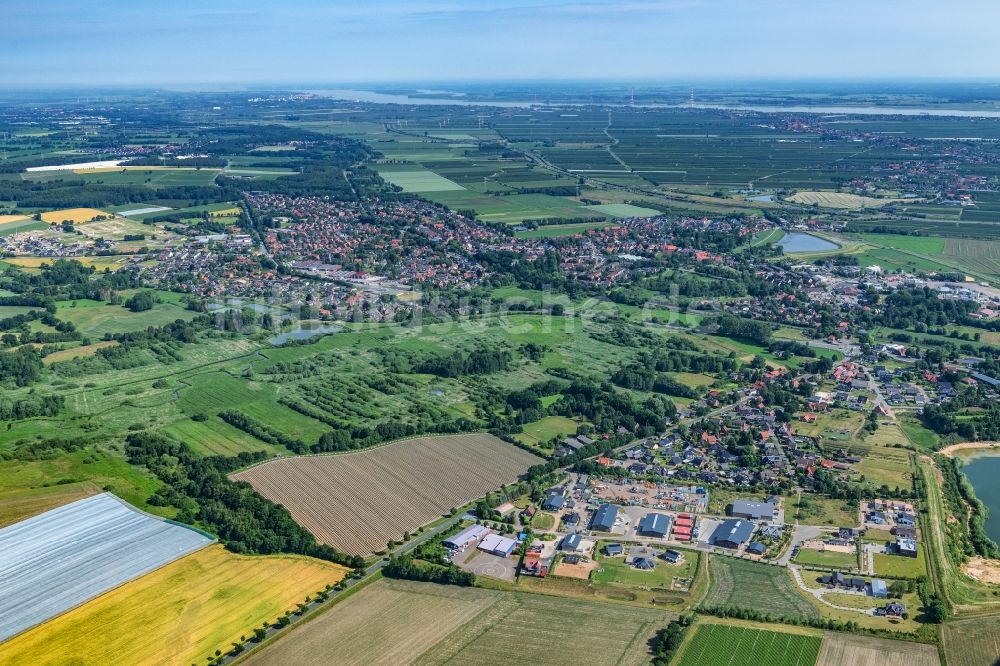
[4,0,1000,86]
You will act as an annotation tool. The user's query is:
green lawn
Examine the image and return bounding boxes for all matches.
[873,549,927,578]
[793,548,857,570]
[592,547,697,588]
[513,415,579,446]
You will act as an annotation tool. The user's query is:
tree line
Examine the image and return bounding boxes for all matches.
[124,431,364,569]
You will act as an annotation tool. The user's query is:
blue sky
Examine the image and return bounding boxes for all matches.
[4,0,999,86]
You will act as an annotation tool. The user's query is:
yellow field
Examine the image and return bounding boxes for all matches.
[0,545,347,666]
[0,214,29,225]
[2,256,127,272]
[39,207,109,224]
[43,340,119,364]
[785,191,906,209]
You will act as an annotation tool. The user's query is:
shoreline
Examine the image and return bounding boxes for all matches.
[939,441,1000,458]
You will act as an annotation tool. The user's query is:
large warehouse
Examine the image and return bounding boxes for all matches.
[590,504,619,532]
[711,519,755,549]
[636,512,671,538]
[730,499,776,521]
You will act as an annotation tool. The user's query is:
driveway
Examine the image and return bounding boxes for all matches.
[778,524,826,566]
[789,564,876,615]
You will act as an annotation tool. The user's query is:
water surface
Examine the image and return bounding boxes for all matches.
[776,232,841,253]
[958,451,1000,546]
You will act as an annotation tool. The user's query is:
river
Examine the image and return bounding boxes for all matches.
[311,89,1000,118]
[957,451,1000,546]
[776,232,841,253]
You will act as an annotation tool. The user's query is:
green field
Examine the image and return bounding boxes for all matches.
[376,167,466,193]
[942,616,1000,666]
[423,190,603,224]
[161,415,290,457]
[55,297,197,338]
[515,221,617,238]
[514,415,580,446]
[585,203,662,218]
[677,622,821,666]
[703,557,819,621]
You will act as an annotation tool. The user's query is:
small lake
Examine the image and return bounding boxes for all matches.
[958,451,1000,546]
[268,323,341,346]
[776,232,841,253]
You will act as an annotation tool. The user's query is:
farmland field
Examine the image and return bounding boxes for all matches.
[0,219,46,235]
[38,207,109,224]
[703,557,819,621]
[54,298,197,338]
[786,191,894,209]
[515,221,617,238]
[941,616,1000,666]
[816,632,939,666]
[232,434,542,555]
[677,622,822,666]
[242,578,666,666]
[41,340,118,364]
[0,481,101,528]
[376,167,465,192]
[0,493,212,642]
[162,416,288,457]
[585,203,661,217]
[0,545,346,666]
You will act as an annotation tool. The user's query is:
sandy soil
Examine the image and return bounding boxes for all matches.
[938,441,1000,458]
[962,556,1000,585]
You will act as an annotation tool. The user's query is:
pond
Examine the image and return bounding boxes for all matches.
[958,451,1000,546]
[776,232,841,253]
[268,323,341,346]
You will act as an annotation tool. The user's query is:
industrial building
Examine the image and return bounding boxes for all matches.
[637,512,671,538]
[712,519,755,549]
[591,504,619,532]
[730,499,776,521]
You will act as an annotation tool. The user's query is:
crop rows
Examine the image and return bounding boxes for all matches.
[243,578,665,666]
[678,624,821,666]
[703,557,819,621]
[232,434,542,555]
